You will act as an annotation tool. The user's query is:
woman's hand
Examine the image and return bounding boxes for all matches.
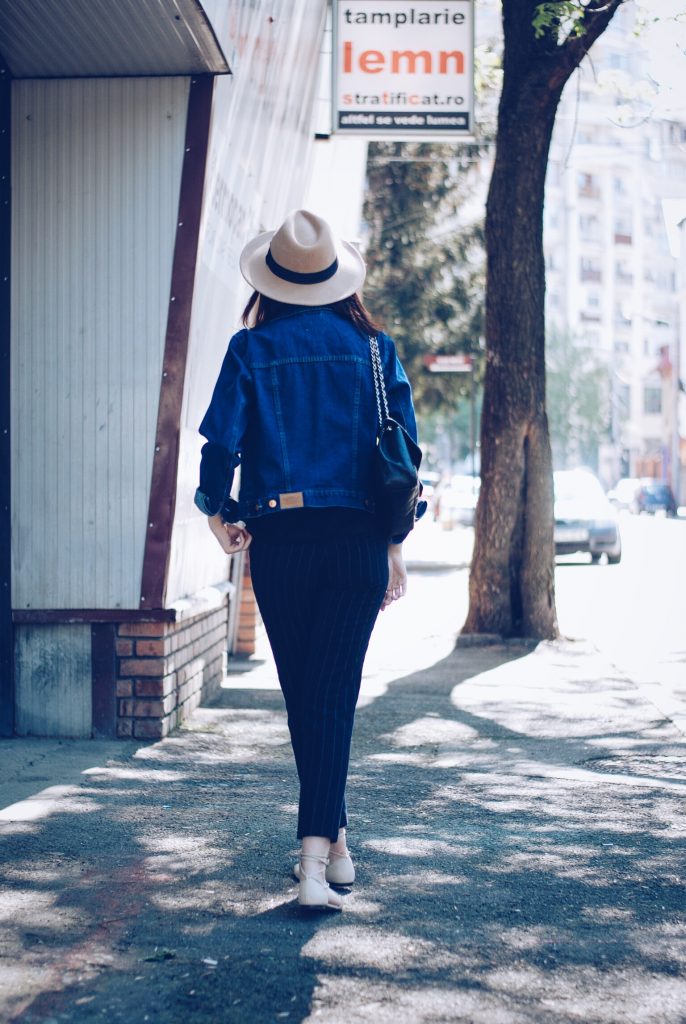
[381,543,407,610]
[208,514,252,554]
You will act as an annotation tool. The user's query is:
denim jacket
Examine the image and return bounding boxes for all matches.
[194,306,419,533]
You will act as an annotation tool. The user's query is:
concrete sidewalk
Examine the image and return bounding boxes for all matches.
[1,569,685,1023]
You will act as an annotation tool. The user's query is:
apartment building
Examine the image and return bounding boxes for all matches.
[544,4,686,495]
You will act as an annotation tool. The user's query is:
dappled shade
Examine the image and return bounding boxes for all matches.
[1,634,684,1022]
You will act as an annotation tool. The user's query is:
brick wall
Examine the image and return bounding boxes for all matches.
[114,602,228,739]
[234,552,258,658]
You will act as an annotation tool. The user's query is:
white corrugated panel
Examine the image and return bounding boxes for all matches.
[166,0,328,605]
[12,77,189,609]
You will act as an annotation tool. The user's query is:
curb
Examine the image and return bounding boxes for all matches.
[456,632,540,651]
[406,560,471,572]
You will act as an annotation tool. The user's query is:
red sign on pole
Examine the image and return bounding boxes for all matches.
[423,354,473,373]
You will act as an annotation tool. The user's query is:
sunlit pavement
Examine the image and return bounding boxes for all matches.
[402,514,475,571]
[397,512,686,727]
[1,515,685,1023]
[554,513,686,729]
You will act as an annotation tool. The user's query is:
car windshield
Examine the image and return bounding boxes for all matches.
[451,475,480,494]
[554,471,605,503]
[642,483,670,499]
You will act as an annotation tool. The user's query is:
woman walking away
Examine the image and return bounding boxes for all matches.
[194,210,422,911]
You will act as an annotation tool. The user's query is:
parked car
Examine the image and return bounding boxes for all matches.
[607,477,640,512]
[438,474,480,529]
[420,471,441,519]
[632,479,677,517]
[554,468,622,564]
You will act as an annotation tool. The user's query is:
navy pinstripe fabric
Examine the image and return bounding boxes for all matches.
[249,530,388,842]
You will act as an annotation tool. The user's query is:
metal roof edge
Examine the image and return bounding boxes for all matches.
[189,0,231,76]
[0,0,231,80]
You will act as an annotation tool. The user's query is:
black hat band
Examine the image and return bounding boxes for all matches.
[266,247,339,285]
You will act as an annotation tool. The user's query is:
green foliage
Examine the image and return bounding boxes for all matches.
[362,140,486,417]
[546,328,610,470]
[420,397,483,474]
[533,2,587,40]
[361,14,501,436]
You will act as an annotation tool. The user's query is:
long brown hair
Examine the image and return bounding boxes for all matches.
[241,291,382,335]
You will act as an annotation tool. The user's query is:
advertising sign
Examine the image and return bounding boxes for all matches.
[333,0,474,137]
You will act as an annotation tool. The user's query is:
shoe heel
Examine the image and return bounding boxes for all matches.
[298,877,330,907]
[326,853,355,886]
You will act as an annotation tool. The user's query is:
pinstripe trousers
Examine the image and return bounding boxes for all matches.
[249,532,388,842]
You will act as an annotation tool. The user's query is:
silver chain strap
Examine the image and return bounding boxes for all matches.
[369,335,389,428]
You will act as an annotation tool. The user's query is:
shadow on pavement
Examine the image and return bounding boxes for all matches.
[1,642,685,1023]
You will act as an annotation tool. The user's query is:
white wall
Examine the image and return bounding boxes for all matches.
[304,136,369,244]
[167,0,328,604]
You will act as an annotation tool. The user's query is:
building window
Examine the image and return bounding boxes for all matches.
[643,384,662,415]
[580,257,602,282]
[587,292,600,309]
[617,384,631,417]
[578,172,601,199]
[614,302,632,327]
[614,216,633,245]
[580,214,601,241]
[615,261,633,285]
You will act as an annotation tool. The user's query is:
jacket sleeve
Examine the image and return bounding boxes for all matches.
[380,333,418,441]
[194,330,252,522]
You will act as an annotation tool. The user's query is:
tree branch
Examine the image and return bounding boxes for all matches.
[559,0,627,72]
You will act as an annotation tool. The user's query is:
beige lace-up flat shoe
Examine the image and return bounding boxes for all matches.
[297,854,344,911]
[293,848,355,887]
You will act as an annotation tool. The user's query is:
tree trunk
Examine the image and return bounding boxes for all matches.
[464,0,624,639]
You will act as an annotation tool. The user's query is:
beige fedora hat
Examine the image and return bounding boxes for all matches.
[239,209,366,305]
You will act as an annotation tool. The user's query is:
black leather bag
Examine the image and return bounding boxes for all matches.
[369,336,424,537]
